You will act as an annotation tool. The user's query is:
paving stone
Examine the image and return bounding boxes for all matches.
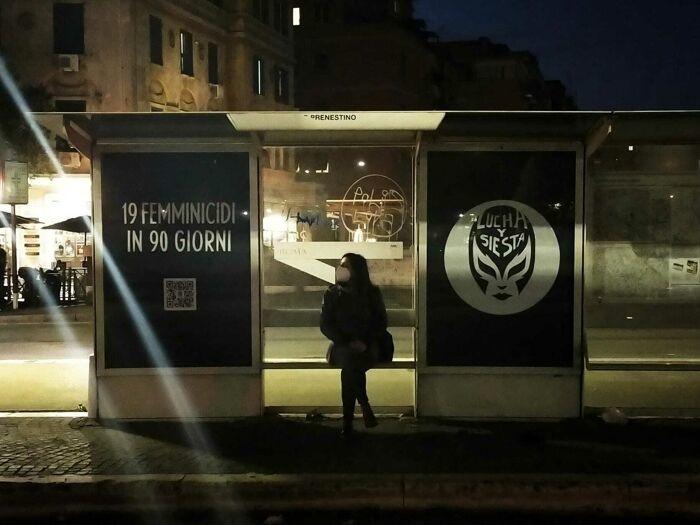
[0,417,699,480]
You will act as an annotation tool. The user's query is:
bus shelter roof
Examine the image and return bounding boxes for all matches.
[32,110,700,158]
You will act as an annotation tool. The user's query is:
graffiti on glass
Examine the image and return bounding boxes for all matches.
[469,205,535,301]
[340,174,406,239]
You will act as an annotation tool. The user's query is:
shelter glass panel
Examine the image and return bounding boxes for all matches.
[585,144,700,367]
[260,146,415,367]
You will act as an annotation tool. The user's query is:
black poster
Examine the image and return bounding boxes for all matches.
[426,151,576,367]
[101,153,252,368]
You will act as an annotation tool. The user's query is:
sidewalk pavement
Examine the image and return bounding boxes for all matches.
[0,304,92,323]
[0,415,699,518]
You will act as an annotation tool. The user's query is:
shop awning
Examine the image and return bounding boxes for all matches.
[0,211,41,227]
[42,215,92,234]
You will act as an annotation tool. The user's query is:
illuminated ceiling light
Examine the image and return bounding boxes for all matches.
[628,145,634,151]
[242,211,249,216]
[626,316,634,320]
[357,160,366,167]
[304,169,310,174]
[459,213,464,218]
[293,7,301,26]
[669,194,675,199]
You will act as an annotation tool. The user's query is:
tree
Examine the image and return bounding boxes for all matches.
[0,83,54,174]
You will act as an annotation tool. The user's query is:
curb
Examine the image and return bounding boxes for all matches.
[404,474,700,515]
[0,307,92,324]
[1,473,699,517]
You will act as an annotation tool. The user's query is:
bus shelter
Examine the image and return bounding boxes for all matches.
[42,110,700,419]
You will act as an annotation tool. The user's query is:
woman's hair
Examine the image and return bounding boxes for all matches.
[342,252,373,292]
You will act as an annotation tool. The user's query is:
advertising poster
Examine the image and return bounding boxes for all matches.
[100,153,251,368]
[426,151,577,367]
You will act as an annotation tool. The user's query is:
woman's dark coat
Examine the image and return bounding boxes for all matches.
[320,283,387,369]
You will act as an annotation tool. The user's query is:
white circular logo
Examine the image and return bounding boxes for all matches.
[444,200,560,315]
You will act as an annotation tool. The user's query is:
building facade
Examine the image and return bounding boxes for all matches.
[0,0,295,112]
[434,38,576,110]
[292,1,574,111]
[293,0,440,110]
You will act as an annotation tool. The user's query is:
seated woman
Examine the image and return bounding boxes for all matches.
[321,252,388,437]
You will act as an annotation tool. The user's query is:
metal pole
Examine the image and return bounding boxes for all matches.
[10,204,18,309]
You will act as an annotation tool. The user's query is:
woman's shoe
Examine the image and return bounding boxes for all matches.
[341,419,354,437]
[360,403,378,428]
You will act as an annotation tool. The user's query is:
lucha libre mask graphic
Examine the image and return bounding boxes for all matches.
[468,205,536,301]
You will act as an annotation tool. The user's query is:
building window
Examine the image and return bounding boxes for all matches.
[273,0,289,35]
[292,7,301,26]
[180,30,194,76]
[253,57,265,95]
[53,3,85,54]
[54,99,86,112]
[208,43,219,85]
[275,67,289,104]
[253,0,269,23]
[149,16,163,65]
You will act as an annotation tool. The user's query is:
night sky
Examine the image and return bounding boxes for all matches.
[414,0,700,110]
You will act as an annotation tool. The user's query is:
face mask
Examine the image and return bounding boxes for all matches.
[335,266,351,283]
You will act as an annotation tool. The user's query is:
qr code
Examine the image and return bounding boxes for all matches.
[163,278,197,311]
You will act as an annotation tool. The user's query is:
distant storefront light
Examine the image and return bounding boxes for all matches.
[352,225,364,242]
[262,213,290,246]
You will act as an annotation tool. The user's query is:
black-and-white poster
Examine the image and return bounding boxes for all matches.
[101,153,252,368]
[426,151,577,367]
